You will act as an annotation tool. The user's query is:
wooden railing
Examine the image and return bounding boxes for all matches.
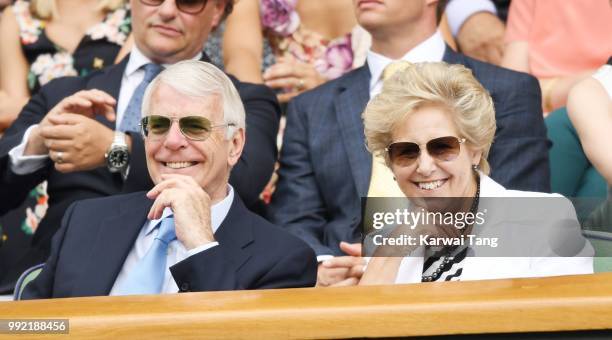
[2,273,612,339]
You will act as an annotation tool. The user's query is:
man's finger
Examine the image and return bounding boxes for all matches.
[322,256,365,269]
[331,277,359,287]
[39,124,77,140]
[340,242,362,257]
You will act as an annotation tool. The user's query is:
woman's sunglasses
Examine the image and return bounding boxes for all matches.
[140,115,235,141]
[139,0,208,14]
[385,136,466,167]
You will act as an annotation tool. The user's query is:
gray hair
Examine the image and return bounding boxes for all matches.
[142,60,245,139]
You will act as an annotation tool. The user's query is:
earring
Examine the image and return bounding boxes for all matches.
[472,164,479,171]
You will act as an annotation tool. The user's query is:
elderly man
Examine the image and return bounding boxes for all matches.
[0,0,279,292]
[269,0,549,286]
[22,61,316,298]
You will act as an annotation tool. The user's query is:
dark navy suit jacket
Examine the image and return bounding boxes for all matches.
[0,54,280,290]
[22,192,317,298]
[269,47,550,256]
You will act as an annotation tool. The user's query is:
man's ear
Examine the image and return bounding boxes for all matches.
[227,127,245,167]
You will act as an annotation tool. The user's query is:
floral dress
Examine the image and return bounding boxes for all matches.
[0,0,131,289]
[260,0,354,80]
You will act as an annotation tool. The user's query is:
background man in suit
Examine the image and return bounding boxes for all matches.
[22,61,317,299]
[268,0,549,286]
[0,0,279,292]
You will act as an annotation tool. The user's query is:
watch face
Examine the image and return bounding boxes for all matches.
[108,148,129,169]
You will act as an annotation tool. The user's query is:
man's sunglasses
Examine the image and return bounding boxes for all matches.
[385,136,466,167]
[139,0,208,14]
[140,115,235,141]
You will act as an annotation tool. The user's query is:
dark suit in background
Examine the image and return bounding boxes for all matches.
[269,47,549,256]
[0,55,280,292]
[22,192,317,299]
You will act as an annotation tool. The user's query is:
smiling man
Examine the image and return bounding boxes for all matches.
[0,0,279,292]
[21,61,316,298]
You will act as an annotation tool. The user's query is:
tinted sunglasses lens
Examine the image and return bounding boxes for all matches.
[427,137,461,161]
[388,142,420,166]
[143,115,171,138]
[179,116,212,140]
[177,0,207,13]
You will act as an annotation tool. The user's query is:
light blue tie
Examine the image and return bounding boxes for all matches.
[115,216,176,295]
[119,63,164,133]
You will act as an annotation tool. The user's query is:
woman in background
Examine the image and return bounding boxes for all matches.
[0,0,130,293]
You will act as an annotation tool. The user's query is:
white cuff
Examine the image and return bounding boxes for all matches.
[9,125,49,175]
[186,241,219,257]
[446,0,497,37]
[317,255,334,263]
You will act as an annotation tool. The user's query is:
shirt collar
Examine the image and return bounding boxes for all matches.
[145,184,235,236]
[367,30,446,92]
[125,45,203,78]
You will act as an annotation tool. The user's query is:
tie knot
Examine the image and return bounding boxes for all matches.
[155,216,176,245]
[143,63,164,83]
[382,61,413,81]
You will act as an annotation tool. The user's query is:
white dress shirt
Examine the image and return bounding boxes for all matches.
[109,185,235,295]
[367,30,446,97]
[8,45,202,174]
[445,0,497,37]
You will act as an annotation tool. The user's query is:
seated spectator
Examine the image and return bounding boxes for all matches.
[0,0,279,295]
[501,0,612,114]
[268,0,549,287]
[0,0,131,293]
[354,62,593,285]
[223,0,363,103]
[21,61,317,298]
[566,58,612,189]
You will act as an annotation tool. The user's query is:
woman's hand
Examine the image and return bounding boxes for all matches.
[263,56,327,103]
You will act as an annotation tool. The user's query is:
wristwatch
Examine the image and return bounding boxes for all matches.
[105,131,129,179]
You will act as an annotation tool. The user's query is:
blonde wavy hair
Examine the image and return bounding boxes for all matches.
[363,62,496,174]
[30,0,125,20]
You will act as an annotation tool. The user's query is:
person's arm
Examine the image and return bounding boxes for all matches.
[222,0,264,83]
[0,6,30,131]
[487,71,551,192]
[446,0,504,64]
[568,77,612,184]
[268,97,334,255]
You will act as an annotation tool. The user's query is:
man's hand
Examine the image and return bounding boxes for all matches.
[456,12,505,65]
[41,113,115,172]
[25,89,116,160]
[263,56,326,103]
[317,242,365,287]
[147,174,216,250]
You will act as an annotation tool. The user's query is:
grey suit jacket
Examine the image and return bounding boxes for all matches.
[269,47,550,256]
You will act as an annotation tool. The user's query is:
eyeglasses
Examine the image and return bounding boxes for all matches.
[140,115,235,141]
[139,0,208,14]
[385,136,466,167]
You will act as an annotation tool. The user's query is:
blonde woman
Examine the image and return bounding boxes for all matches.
[0,0,130,294]
[357,62,592,285]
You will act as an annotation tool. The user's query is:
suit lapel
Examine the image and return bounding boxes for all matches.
[214,195,254,271]
[334,66,373,197]
[71,194,152,297]
[442,46,464,64]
